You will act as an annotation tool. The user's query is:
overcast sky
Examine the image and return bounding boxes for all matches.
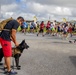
[0,0,76,21]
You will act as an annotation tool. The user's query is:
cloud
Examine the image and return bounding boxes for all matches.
[0,0,16,5]
[1,3,18,12]
[26,2,72,18]
[26,0,76,7]
[0,0,76,21]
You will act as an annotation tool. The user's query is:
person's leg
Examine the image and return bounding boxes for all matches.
[37,29,40,36]
[42,29,44,36]
[1,38,17,75]
[1,38,12,71]
[4,57,11,71]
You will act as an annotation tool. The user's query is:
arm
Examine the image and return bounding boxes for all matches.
[11,29,19,46]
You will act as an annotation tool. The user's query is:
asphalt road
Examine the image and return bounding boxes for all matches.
[0,32,76,75]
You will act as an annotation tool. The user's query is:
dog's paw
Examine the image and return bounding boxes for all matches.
[16,65,21,67]
[16,65,21,70]
[18,65,21,67]
[17,67,21,70]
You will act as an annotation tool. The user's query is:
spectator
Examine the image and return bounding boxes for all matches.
[0,16,24,75]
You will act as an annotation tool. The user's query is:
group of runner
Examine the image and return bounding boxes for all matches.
[21,20,75,39]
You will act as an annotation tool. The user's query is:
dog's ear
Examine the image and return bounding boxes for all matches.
[23,39,25,43]
[20,39,25,45]
[22,39,25,43]
[23,39,25,41]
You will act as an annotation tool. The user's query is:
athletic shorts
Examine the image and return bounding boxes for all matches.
[0,38,12,57]
[46,27,50,30]
[52,28,55,31]
[30,27,34,29]
[39,29,43,33]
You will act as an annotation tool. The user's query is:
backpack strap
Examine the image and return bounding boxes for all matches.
[2,29,10,31]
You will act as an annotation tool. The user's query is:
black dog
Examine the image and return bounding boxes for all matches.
[0,39,29,70]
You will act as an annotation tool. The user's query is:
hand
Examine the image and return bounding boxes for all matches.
[15,42,19,47]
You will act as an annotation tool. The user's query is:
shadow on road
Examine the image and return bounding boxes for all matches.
[52,41,69,44]
[69,56,76,68]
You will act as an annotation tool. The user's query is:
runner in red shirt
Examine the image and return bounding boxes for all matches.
[37,21,45,37]
[46,21,51,34]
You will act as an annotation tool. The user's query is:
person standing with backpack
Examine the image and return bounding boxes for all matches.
[0,16,24,75]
